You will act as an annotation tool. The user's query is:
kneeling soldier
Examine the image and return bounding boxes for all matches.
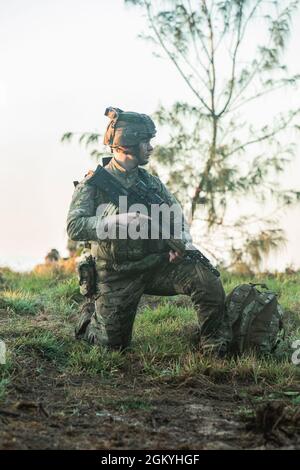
[67,107,229,354]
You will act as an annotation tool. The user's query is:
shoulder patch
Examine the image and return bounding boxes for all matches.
[85,169,95,179]
[73,169,96,190]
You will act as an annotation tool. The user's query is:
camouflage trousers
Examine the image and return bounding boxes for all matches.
[75,258,227,351]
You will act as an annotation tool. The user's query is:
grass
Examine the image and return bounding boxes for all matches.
[13,330,67,363]
[0,378,10,402]
[68,343,126,376]
[0,268,70,293]
[0,266,300,406]
[0,290,45,316]
[101,398,152,412]
[0,353,13,403]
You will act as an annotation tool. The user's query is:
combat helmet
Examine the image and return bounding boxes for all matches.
[103,107,156,148]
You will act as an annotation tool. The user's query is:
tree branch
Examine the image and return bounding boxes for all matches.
[226,109,300,157]
[218,1,244,117]
[186,0,212,80]
[228,79,299,113]
[221,1,267,113]
[202,0,216,113]
[143,0,212,113]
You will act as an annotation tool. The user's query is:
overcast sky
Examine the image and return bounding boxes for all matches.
[0,0,299,271]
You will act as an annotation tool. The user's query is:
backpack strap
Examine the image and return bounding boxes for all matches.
[249,282,268,289]
[226,284,253,326]
[240,291,276,353]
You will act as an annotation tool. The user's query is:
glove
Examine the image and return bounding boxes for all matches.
[96,212,150,240]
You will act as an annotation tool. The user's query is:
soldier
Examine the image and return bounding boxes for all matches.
[67,107,229,355]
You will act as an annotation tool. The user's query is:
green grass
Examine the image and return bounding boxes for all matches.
[68,343,126,376]
[135,304,196,356]
[13,330,68,364]
[0,267,300,397]
[0,268,81,318]
[101,398,152,412]
[0,289,45,315]
[0,354,13,403]
[0,378,10,402]
[48,278,82,304]
[0,268,70,293]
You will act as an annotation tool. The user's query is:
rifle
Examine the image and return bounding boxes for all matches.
[87,165,220,277]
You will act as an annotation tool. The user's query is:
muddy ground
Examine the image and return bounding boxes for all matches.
[1,359,300,450]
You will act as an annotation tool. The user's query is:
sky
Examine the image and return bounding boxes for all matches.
[0,0,299,272]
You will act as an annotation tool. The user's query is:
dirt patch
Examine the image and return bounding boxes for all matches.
[244,401,300,447]
[1,359,300,450]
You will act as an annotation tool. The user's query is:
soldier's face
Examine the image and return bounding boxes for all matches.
[138,140,153,165]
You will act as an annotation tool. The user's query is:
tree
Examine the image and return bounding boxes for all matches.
[122,0,300,270]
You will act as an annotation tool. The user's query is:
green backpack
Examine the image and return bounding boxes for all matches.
[225,283,284,355]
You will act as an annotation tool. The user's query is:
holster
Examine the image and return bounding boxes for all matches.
[77,254,97,298]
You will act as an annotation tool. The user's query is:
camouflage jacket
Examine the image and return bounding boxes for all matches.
[67,158,191,270]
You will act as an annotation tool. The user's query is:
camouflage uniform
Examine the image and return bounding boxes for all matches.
[67,158,226,350]
[67,107,227,351]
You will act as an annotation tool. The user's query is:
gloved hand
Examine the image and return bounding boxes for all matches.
[96,212,150,239]
[168,250,183,263]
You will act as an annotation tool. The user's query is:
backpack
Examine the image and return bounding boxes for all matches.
[225,283,284,356]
